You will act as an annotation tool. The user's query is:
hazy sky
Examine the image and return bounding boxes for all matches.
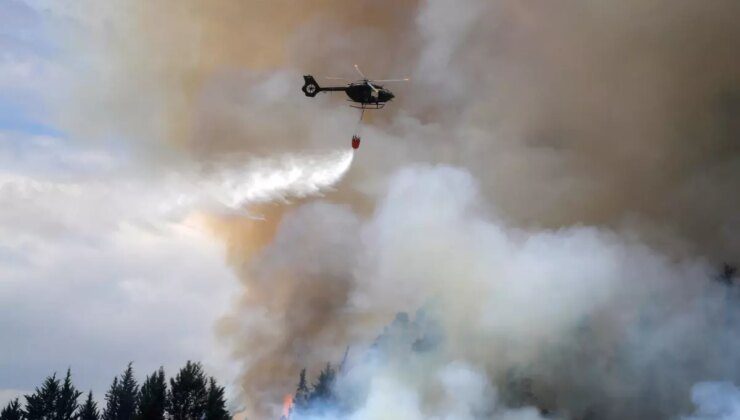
[0,0,240,403]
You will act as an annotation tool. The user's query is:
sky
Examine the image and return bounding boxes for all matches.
[0,0,357,408]
[0,0,241,404]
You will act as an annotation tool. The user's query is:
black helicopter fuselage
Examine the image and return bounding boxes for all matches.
[302,75,394,107]
[345,83,394,104]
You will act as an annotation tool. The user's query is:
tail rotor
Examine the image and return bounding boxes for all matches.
[301,75,321,97]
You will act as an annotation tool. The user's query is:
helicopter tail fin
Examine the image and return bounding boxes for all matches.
[302,75,321,97]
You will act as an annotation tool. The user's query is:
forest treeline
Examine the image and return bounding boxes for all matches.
[0,362,229,420]
[286,264,740,419]
[3,265,737,420]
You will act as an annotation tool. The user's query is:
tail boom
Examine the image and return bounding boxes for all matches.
[302,75,346,97]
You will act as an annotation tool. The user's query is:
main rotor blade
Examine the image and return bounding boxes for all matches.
[353,64,367,80]
[369,78,410,83]
[325,76,350,81]
[367,81,380,98]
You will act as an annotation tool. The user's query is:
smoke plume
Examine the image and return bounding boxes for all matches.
[51,0,740,418]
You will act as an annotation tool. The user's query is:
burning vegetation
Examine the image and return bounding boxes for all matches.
[280,394,294,420]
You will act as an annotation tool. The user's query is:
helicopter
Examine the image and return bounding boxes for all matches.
[301,65,408,149]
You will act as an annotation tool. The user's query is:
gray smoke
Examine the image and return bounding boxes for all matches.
[47,0,740,418]
[683,382,740,420]
[245,165,739,419]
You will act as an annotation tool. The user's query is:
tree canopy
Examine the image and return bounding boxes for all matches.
[2,363,229,420]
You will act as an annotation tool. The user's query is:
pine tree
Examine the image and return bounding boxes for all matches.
[56,368,82,420]
[137,368,166,420]
[167,361,208,420]
[0,399,23,420]
[103,363,138,420]
[25,373,61,420]
[718,263,737,285]
[103,377,120,420]
[78,392,100,420]
[204,377,229,420]
[308,363,336,406]
[117,364,138,420]
[294,369,310,411]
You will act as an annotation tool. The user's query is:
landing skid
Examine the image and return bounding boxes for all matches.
[350,103,385,110]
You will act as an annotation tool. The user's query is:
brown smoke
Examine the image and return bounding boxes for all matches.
[63,0,740,417]
[93,0,420,158]
[452,0,740,262]
[210,201,368,415]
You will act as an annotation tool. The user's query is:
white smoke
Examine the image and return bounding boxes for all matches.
[245,164,739,419]
[683,382,740,420]
[343,362,508,420]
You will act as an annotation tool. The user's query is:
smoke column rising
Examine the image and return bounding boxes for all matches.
[44,0,740,418]
[234,165,739,419]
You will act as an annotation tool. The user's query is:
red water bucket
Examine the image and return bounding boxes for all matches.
[352,135,361,149]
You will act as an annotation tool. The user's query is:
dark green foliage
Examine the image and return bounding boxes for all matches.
[13,362,230,420]
[102,378,119,420]
[308,363,336,406]
[25,373,60,420]
[293,364,339,416]
[717,263,737,285]
[103,363,138,420]
[137,368,166,420]
[117,364,138,420]
[0,399,23,420]
[167,361,208,420]
[204,377,230,420]
[57,369,82,420]
[22,369,81,420]
[294,369,310,411]
[78,391,100,420]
